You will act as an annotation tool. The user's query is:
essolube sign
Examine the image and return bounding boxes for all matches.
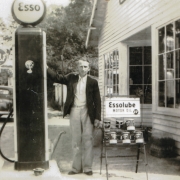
[105,98,141,117]
[12,0,46,26]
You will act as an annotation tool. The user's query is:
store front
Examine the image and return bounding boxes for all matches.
[86,0,180,154]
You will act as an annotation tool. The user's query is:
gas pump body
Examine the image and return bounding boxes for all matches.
[14,27,49,170]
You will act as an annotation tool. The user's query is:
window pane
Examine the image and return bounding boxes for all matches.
[175,19,180,49]
[166,80,174,108]
[113,85,119,94]
[159,81,165,107]
[144,66,151,84]
[113,71,119,85]
[144,85,152,104]
[144,46,151,64]
[129,47,142,65]
[166,52,174,69]
[113,50,117,61]
[0,90,9,95]
[113,61,119,69]
[105,86,113,94]
[159,27,165,54]
[166,70,174,80]
[104,50,119,96]
[130,66,142,84]
[110,51,113,66]
[104,54,109,69]
[116,50,119,61]
[176,80,180,108]
[106,70,113,86]
[175,50,180,78]
[104,70,108,85]
[112,50,119,69]
[166,52,174,81]
[130,85,143,103]
[159,54,165,80]
[166,23,174,51]
[129,46,152,104]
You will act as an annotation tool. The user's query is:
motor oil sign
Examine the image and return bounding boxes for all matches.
[105,98,141,117]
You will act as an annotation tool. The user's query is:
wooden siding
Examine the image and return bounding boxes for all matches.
[97,0,180,154]
[152,113,180,154]
[99,0,180,52]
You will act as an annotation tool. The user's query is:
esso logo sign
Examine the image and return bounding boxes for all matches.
[12,0,46,26]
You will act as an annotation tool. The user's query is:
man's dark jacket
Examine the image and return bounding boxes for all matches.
[47,68,101,124]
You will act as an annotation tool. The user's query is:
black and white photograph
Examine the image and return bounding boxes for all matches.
[0,0,180,180]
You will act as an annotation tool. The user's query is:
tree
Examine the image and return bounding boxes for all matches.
[0,17,18,53]
[38,0,98,75]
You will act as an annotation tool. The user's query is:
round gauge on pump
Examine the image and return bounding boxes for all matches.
[11,0,46,26]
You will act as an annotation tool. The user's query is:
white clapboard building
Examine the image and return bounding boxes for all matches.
[86,0,180,154]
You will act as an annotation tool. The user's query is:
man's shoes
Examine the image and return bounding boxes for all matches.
[84,171,93,176]
[68,170,93,176]
[68,171,81,175]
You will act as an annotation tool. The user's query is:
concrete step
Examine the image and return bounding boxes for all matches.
[0,160,61,180]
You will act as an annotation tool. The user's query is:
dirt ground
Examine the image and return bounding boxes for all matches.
[1,109,180,178]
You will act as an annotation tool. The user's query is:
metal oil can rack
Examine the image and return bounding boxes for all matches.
[100,96,148,180]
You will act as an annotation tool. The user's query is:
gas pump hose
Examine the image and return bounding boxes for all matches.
[0,108,14,163]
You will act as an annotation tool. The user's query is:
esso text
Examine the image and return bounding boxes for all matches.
[18,3,40,11]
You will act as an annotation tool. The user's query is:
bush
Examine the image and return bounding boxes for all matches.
[149,137,177,158]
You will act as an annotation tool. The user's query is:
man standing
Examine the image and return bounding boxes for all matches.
[47,58,101,175]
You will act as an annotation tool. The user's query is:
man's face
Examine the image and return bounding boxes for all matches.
[77,60,90,77]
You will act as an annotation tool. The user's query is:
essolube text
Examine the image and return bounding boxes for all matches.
[109,102,135,108]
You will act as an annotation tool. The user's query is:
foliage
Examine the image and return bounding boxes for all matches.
[149,137,177,158]
[38,0,98,75]
[0,1,98,76]
[150,137,175,147]
[0,18,18,46]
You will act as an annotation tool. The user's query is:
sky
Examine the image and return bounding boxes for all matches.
[0,0,70,24]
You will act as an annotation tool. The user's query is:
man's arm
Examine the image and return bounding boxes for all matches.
[47,67,68,85]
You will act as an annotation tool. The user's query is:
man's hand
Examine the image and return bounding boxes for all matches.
[94,119,103,129]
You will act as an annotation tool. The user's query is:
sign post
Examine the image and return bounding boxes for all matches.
[12,0,49,170]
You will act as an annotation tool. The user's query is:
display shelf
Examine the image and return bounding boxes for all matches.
[101,95,148,180]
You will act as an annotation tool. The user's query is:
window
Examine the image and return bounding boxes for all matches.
[104,50,119,95]
[0,89,9,95]
[158,19,180,108]
[129,47,152,104]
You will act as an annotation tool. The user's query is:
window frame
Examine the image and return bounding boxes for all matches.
[104,49,119,96]
[157,19,180,110]
[128,46,152,104]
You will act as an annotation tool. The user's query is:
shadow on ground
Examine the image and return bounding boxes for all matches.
[51,126,180,176]
[1,115,180,177]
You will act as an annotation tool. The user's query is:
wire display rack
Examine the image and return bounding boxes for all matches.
[100,95,148,180]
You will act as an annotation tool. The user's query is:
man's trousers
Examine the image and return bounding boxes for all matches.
[69,106,94,173]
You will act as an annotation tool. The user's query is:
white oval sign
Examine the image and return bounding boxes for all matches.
[12,0,46,25]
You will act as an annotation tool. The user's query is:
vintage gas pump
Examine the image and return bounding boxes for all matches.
[12,0,49,170]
